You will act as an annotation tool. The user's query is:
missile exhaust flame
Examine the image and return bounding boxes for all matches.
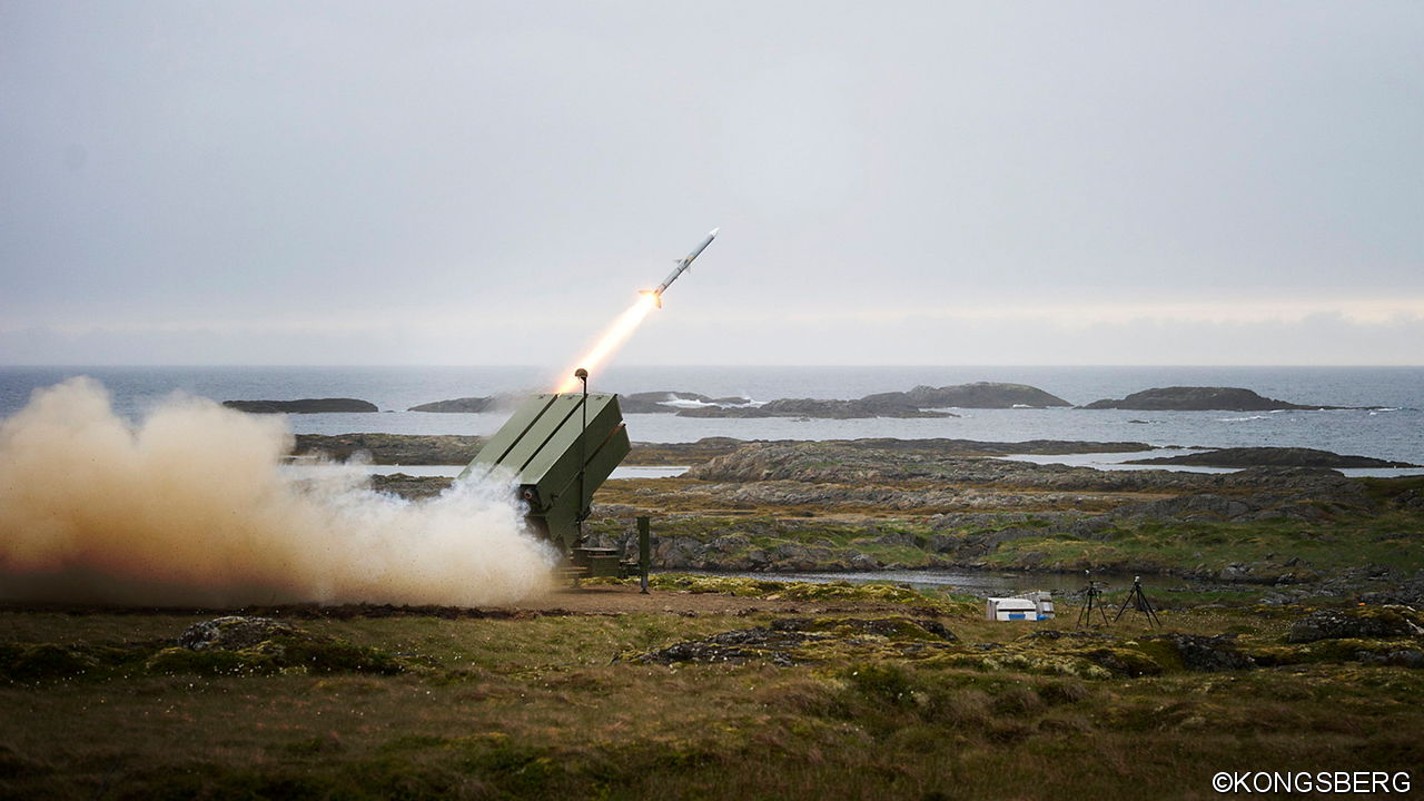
[552,228,718,392]
[554,293,659,393]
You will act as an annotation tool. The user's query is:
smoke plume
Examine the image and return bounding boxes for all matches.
[0,377,557,607]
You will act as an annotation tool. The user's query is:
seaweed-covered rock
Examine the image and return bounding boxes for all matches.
[1286,606,1424,643]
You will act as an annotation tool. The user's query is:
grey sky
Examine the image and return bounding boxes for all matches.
[2,1,1421,366]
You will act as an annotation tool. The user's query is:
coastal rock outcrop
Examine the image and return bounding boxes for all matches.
[408,394,531,413]
[1127,447,1418,469]
[293,433,484,465]
[668,382,1068,418]
[223,398,378,414]
[678,397,954,419]
[1286,606,1424,643]
[408,397,496,413]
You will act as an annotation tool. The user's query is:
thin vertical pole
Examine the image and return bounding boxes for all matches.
[575,368,588,546]
[637,515,651,594]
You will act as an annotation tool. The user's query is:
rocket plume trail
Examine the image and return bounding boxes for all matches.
[551,228,718,392]
[553,293,658,393]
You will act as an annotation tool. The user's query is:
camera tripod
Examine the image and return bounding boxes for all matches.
[1075,570,1110,628]
[1113,575,1162,627]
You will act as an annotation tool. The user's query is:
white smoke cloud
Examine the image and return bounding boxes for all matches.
[0,377,557,607]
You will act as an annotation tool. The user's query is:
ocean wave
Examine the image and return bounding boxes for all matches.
[658,394,764,410]
[658,397,717,409]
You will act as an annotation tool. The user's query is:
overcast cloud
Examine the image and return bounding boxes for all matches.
[2,1,1421,366]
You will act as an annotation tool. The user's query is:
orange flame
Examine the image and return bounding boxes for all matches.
[554,293,659,393]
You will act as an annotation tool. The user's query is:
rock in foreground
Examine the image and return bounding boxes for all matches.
[1287,606,1424,643]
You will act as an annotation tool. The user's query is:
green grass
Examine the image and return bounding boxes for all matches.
[957,510,1424,578]
[2,590,1421,800]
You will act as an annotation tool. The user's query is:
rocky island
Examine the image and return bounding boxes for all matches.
[1080,386,1339,411]
[223,398,378,414]
[410,382,1073,419]
[407,396,505,413]
[1126,446,1419,469]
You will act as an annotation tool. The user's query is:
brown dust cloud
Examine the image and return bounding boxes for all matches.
[0,378,557,607]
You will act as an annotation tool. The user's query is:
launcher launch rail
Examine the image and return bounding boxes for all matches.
[460,392,632,574]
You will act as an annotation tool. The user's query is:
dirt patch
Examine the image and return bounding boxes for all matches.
[509,583,844,616]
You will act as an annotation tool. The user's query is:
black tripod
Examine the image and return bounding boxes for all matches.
[1113,575,1162,627]
[1075,570,1110,628]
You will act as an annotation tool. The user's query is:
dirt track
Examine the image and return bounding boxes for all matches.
[508,582,807,615]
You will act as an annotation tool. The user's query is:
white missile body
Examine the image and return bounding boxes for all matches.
[644,227,718,307]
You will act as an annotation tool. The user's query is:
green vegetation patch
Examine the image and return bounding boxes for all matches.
[0,617,404,684]
[4,604,1424,801]
[144,635,403,677]
[626,616,959,667]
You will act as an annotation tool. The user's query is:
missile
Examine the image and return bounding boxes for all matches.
[642,227,718,307]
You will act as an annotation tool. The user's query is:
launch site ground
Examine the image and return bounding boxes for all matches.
[3,436,1422,799]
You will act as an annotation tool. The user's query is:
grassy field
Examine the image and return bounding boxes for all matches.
[5,455,1421,799]
[2,577,1421,800]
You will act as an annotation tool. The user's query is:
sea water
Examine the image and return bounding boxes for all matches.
[1,365,1420,467]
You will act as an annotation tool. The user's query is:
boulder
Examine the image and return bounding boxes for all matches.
[178,616,298,651]
[1157,633,1257,671]
[1286,606,1424,643]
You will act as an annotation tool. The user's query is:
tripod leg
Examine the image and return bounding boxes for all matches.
[1141,591,1162,627]
[1113,589,1133,623]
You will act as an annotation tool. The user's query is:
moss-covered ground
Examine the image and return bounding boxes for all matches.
[2,576,1420,800]
[592,474,1424,582]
